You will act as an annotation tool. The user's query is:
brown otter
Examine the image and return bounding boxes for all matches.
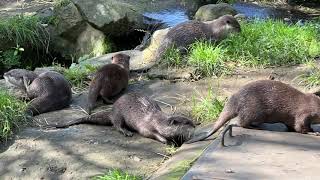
[145,15,241,70]
[186,80,320,145]
[54,92,197,146]
[86,53,130,114]
[3,69,72,116]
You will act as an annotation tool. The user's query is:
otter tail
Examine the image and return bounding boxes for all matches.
[54,111,112,128]
[185,97,238,144]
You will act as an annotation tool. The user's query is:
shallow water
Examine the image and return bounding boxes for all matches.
[143,2,310,27]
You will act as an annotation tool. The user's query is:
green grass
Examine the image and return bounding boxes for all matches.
[188,41,231,77]
[162,19,320,77]
[191,89,225,123]
[165,145,178,155]
[220,19,320,67]
[0,15,47,49]
[0,90,27,141]
[162,46,184,67]
[92,169,142,180]
[297,61,320,88]
[54,64,97,89]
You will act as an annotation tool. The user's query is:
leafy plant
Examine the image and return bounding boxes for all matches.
[92,169,142,180]
[191,89,225,124]
[297,61,320,88]
[0,90,27,140]
[54,64,98,89]
[0,45,24,69]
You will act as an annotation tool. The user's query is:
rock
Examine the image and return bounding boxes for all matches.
[77,50,144,71]
[194,3,238,21]
[70,0,145,36]
[141,28,170,67]
[50,3,107,59]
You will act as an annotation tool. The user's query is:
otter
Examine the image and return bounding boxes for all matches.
[145,15,241,70]
[54,92,197,146]
[186,80,320,145]
[86,53,130,114]
[3,69,72,116]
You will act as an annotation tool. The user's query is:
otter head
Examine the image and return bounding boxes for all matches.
[165,115,198,146]
[211,15,241,41]
[3,69,37,90]
[112,53,130,71]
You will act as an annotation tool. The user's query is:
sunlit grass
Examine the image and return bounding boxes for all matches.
[0,90,27,141]
[191,89,225,124]
[92,169,142,180]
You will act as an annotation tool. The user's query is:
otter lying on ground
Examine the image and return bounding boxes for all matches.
[86,53,130,114]
[3,69,72,116]
[54,92,197,146]
[186,80,320,145]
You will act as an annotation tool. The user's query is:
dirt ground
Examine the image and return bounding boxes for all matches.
[0,64,319,179]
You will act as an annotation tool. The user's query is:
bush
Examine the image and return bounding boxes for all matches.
[0,90,27,140]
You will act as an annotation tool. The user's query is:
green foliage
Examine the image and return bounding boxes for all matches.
[0,15,47,49]
[220,19,320,67]
[165,145,178,155]
[92,169,142,180]
[0,90,27,140]
[0,45,24,69]
[297,61,320,88]
[162,46,184,67]
[191,89,225,123]
[188,41,230,77]
[54,64,98,89]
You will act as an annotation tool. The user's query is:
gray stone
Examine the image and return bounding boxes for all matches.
[194,3,238,21]
[71,0,145,36]
[50,3,107,58]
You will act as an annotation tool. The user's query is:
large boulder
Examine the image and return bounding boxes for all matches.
[70,0,146,36]
[194,3,238,21]
[50,2,107,59]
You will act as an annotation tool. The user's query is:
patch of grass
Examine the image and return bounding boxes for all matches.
[92,169,142,180]
[53,63,97,89]
[0,89,27,141]
[165,145,178,155]
[63,65,97,89]
[0,15,48,49]
[188,41,231,77]
[297,61,320,88]
[220,19,320,67]
[191,89,225,124]
[162,46,184,67]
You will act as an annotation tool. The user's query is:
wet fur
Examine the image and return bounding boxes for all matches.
[87,53,130,114]
[3,69,72,116]
[55,93,196,146]
[186,80,320,144]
